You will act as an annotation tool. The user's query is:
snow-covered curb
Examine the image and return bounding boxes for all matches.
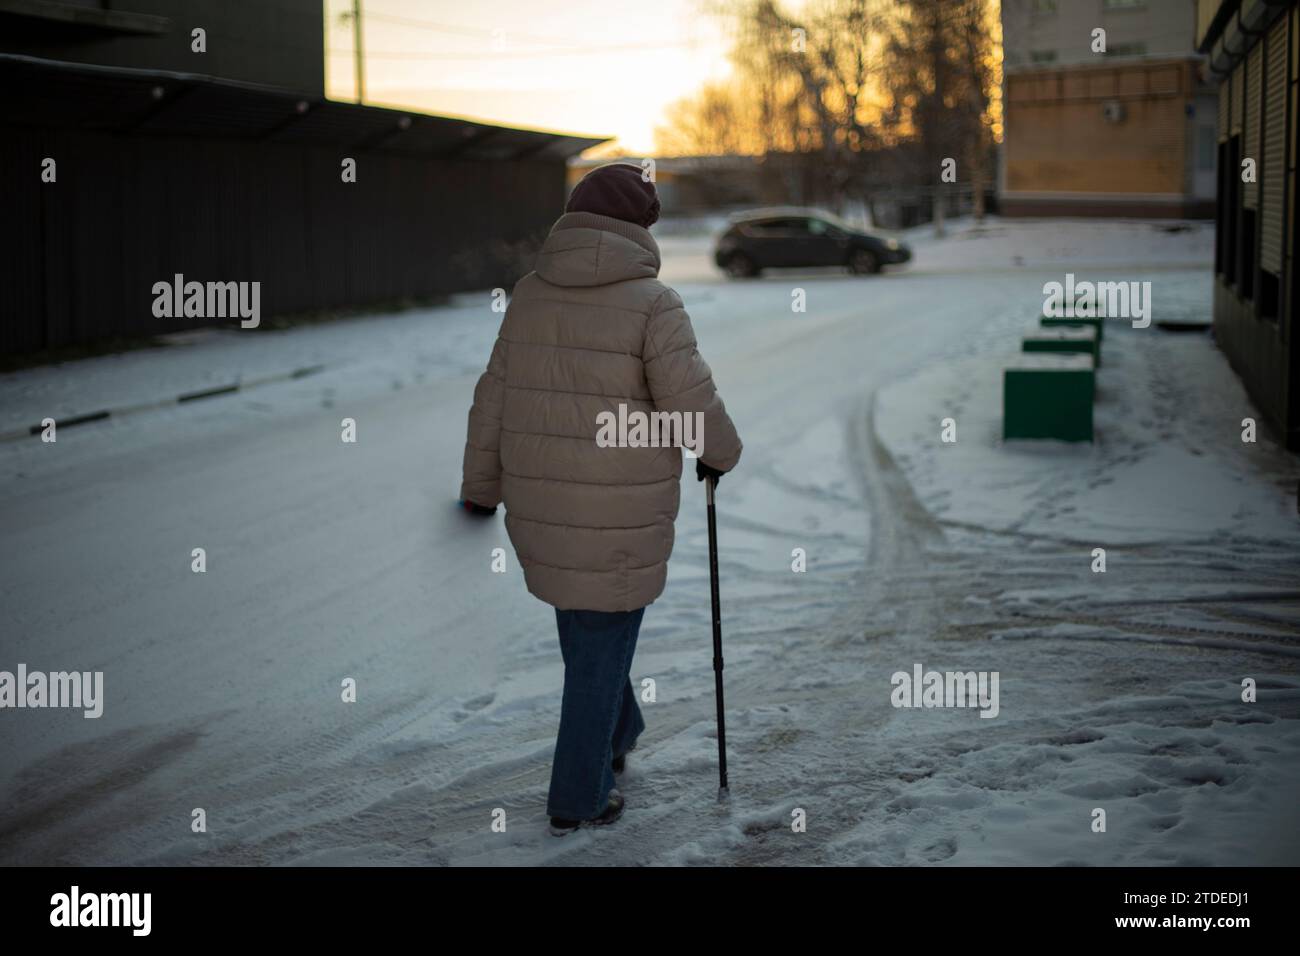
[872,278,1300,547]
[0,362,326,443]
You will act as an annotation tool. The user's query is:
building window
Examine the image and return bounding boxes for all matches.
[1107,42,1148,57]
[1258,270,1280,320]
[1240,207,1256,300]
[1029,50,1057,64]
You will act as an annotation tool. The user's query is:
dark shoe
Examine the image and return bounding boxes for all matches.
[548,789,625,837]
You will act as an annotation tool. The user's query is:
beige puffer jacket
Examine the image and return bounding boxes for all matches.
[460,211,742,612]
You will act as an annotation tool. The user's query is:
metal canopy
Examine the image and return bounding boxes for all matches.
[0,54,609,160]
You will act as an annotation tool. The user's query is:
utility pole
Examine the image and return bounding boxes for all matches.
[352,0,364,104]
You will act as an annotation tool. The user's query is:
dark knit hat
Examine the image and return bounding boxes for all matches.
[565,163,661,229]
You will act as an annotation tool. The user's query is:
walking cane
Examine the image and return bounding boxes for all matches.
[705,474,729,800]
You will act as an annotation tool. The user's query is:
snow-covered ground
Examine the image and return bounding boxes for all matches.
[1,216,1296,866]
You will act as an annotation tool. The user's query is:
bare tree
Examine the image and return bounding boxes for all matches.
[657,0,998,223]
[879,0,999,232]
[655,81,767,156]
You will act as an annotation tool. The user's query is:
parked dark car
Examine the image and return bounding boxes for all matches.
[713,208,911,278]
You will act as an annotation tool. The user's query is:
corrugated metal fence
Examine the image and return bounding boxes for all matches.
[0,57,601,357]
[1,131,563,355]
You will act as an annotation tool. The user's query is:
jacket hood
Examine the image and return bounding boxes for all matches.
[533,211,661,288]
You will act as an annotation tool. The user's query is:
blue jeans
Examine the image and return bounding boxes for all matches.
[546,607,646,820]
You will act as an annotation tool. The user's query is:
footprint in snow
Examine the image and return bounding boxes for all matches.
[451,693,497,721]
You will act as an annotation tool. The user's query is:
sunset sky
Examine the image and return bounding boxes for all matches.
[323,0,741,155]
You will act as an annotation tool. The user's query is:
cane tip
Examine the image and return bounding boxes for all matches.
[717,786,730,802]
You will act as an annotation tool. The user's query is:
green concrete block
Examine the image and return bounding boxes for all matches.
[1023,325,1100,367]
[1041,314,1103,342]
[1003,353,1094,442]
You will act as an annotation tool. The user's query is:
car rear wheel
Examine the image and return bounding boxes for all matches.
[723,252,760,278]
[848,249,880,275]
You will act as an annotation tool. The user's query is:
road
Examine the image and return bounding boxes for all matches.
[2,221,1297,865]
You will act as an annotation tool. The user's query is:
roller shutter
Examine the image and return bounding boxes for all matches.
[1261,16,1288,275]
[1231,60,1243,135]
[1246,43,1263,208]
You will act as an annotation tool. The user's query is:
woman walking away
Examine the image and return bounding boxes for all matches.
[459,163,742,835]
